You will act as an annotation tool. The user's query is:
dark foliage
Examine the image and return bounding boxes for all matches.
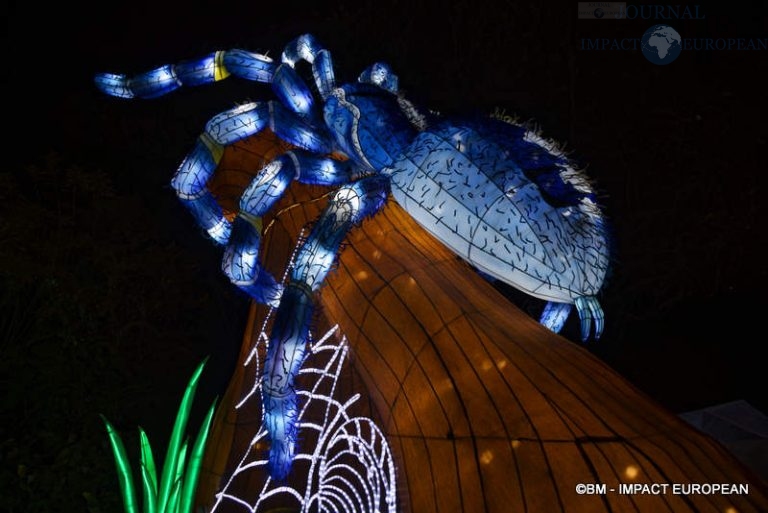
[0,156,245,511]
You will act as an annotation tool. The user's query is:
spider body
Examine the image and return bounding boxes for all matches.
[96,34,609,480]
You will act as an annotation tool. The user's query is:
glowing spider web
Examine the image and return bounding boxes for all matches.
[210,231,398,513]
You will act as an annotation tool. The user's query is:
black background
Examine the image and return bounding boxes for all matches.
[3,1,767,510]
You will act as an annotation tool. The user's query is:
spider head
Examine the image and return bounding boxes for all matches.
[323,75,416,172]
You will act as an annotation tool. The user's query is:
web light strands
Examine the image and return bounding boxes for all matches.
[212,234,396,511]
[210,323,398,513]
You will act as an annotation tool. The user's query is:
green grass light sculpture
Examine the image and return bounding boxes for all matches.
[101,358,217,513]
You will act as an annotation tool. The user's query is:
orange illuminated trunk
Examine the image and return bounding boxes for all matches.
[197,132,768,512]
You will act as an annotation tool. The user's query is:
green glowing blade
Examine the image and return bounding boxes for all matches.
[179,398,218,513]
[100,415,139,513]
[166,472,183,513]
[166,439,188,513]
[175,439,189,491]
[157,358,208,513]
[139,428,158,513]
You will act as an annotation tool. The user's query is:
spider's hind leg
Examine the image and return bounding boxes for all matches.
[574,296,605,341]
[539,301,573,335]
[540,298,604,341]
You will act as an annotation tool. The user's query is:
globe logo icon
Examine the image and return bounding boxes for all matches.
[641,25,682,65]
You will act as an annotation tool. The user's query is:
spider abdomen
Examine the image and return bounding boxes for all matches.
[384,118,609,303]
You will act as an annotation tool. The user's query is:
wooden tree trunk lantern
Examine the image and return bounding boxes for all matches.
[196,132,768,512]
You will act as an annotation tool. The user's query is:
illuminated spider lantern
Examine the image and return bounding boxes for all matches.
[96,33,610,480]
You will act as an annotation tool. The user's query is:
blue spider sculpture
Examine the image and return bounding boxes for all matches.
[95,34,610,480]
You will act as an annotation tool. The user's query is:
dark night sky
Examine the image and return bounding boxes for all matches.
[3,0,767,508]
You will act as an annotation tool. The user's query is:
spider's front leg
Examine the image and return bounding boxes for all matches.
[95,49,276,99]
[222,150,359,305]
[262,175,390,481]
[167,99,334,302]
[95,33,337,108]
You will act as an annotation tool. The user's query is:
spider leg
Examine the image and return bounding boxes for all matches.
[358,61,432,131]
[574,296,605,341]
[281,34,336,99]
[262,175,389,481]
[94,44,326,126]
[171,100,332,246]
[222,151,359,306]
[95,49,276,99]
[539,301,573,334]
[167,99,336,310]
[271,64,317,119]
[358,62,399,94]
